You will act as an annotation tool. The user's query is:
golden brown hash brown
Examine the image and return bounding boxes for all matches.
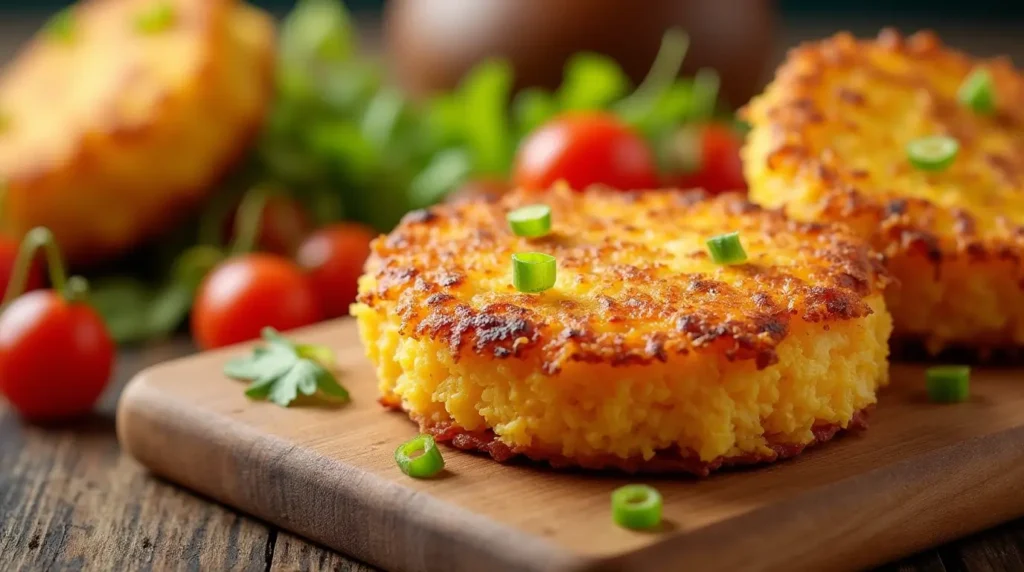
[0,0,275,263]
[742,29,1024,353]
[353,186,893,474]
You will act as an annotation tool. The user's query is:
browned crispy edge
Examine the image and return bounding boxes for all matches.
[741,28,1024,266]
[383,397,870,477]
[360,188,891,373]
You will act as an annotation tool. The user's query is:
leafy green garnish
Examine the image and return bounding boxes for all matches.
[459,60,514,176]
[223,328,349,407]
[278,0,355,66]
[44,8,76,43]
[558,53,631,111]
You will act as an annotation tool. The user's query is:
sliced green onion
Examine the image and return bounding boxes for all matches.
[135,2,176,34]
[395,434,445,478]
[706,232,747,265]
[958,69,996,115]
[926,365,971,403]
[507,205,552,237]
[611,484,663,530]
[44,8,75,43]
[512,252,556,293]
[906,136,959,171]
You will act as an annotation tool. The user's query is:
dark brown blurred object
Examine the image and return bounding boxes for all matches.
[384,0,778,108]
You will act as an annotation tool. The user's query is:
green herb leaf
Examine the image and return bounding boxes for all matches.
[558,53,630,111]
[279,0,355,66]
[459,60,513,175]
[408,148,473,208]
[512,88,558,137]
[89,278,154,343]
[361,88,406,150]
[224,328,349,407]
[145,282,193,338]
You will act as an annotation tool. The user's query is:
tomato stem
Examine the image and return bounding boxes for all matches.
[230,186,271,256]
[3,227,71,305]
[64,276,90,304]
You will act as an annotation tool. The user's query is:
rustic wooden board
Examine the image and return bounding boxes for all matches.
[117,319,1024,572]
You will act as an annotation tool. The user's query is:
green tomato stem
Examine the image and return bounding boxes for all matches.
[230,186,272,256]
[64,276,90,304]
[3,226,71,305]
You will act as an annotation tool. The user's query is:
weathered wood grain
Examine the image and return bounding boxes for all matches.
[0,334,1023,572]
[115,320,1024,572]
[270,532,376,572]
[0,342,274,572]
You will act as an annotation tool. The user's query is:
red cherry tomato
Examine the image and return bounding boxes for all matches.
[513,111,658,191]
[0,236,45,295]
[0,290,114,421]
[226,195,314,256]
[296,224,376,319]
[192,253,323,350]
[665,123,746,194]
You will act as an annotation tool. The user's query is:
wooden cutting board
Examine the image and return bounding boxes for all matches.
[117,319,1024,572]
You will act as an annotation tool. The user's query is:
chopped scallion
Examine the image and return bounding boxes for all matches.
[611,484,663,530]
[507,204,552,238]
[706,232,747,265]
[135,2,176,34]
[512,252,556,293]
[44,9,75,43]
[926,365,970,403]
[906,136,958,171]
[395,434,445,478]
[958,69,996,115]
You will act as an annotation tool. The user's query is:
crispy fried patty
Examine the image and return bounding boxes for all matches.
[0,0,274,262]
[352,186,893,474]
[742,29,1024,354]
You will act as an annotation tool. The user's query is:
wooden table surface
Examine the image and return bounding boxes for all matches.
[2,339,1024,572]
[2,11,1024,572]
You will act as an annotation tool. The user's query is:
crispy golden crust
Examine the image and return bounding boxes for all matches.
[358,185,889,374]
[0,0,275,262]
[382,398,870,477]
[742,28,1024,264]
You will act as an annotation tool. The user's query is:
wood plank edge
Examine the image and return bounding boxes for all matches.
[589,425,1024,572]
[116,374,591,572]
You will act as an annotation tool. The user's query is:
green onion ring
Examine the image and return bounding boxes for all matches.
[395,434,445,478]
[512,252,556,293]
[706,231,747,265]
[611,484,663,530]
[925,365,971,403]
[507,204,552,238]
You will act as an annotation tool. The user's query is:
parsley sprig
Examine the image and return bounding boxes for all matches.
[223,328,349,407]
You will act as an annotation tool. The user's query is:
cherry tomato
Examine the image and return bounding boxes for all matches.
[226,195,314,256]
[296,224,376,319]
[665,123,746,194]
[192,253,323,350]
[0,236,45,295]
[513,111,658,191]
[0,290,114,421]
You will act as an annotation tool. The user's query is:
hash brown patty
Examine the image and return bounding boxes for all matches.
[742,29,1024,354]
[352,186,893,475]
[0,0,274,263]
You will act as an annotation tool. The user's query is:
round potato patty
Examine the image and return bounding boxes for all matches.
[352,185,893,475]
[0,0,274,263]
[742,29,1024,354]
